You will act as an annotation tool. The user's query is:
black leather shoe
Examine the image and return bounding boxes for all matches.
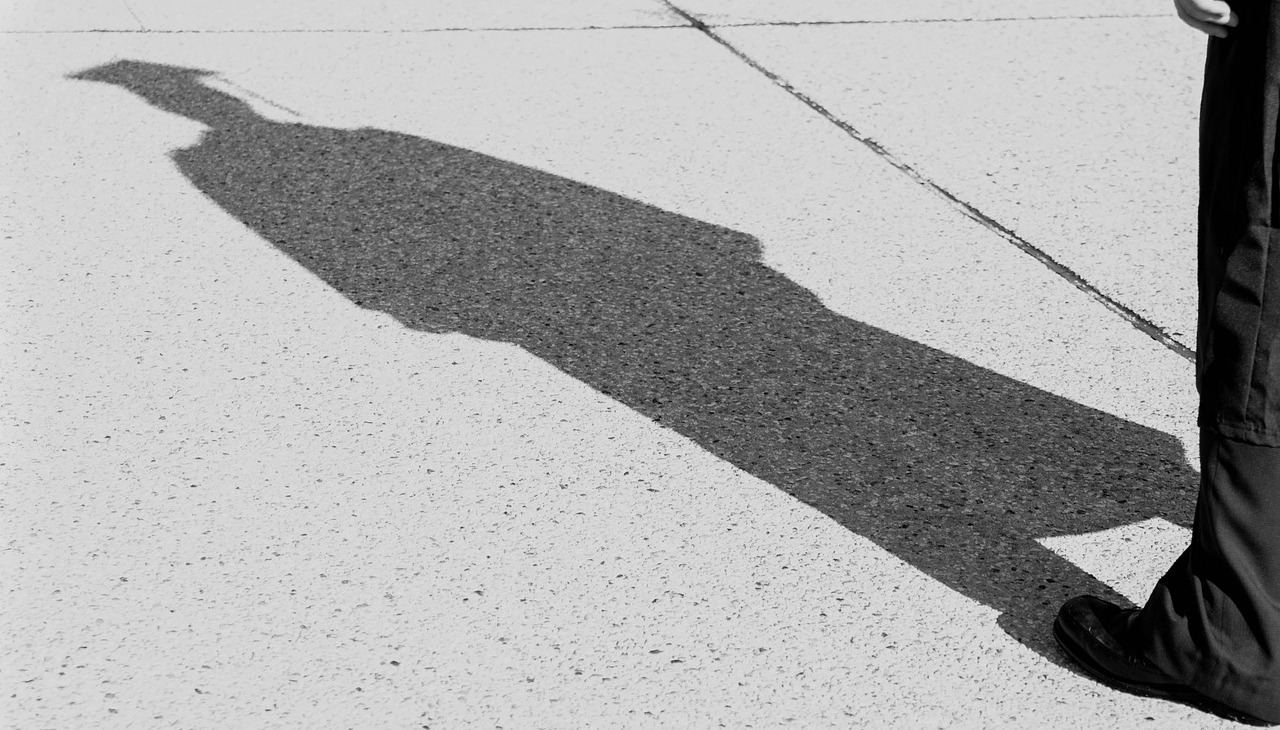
[1054,595,1275,726]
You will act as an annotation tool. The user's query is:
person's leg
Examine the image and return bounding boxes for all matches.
[1131,435,1280,721]
[1056,1,1280,722]
[1130,2,1280,712]
[1194,0,1280,443]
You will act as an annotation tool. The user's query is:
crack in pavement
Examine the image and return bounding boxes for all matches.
[705,14,1172,28]
[0,24,689,34]
[0,11,1171,34]
[661,0,1194,362]
[119,0,146,31]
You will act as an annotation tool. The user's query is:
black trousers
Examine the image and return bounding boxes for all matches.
[1131,2,1280,719]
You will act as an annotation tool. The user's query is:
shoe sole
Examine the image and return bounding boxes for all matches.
[1053,618,1274,726]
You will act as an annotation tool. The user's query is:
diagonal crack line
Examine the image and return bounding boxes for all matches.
[209,74,304,119]
[661,1,1194,363]
[120,0,146,31]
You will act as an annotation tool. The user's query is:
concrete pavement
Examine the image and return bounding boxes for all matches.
[1,2,1234,728]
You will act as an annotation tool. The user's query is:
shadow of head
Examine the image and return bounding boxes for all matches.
[78,58,1200,661]
[70,59,258,129]
[70,58,211,86]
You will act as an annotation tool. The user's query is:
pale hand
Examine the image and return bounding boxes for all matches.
[1175,0,1238,37]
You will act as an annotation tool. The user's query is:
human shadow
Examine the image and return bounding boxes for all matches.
[71,60,1198,662]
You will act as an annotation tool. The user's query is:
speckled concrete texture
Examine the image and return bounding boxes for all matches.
[0,3,1244,729]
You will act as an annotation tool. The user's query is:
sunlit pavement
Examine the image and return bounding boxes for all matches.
[1,2,1241,728]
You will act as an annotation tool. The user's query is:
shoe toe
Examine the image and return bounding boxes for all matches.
[1055,595,1278,726]
[1054,595,1179,689]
